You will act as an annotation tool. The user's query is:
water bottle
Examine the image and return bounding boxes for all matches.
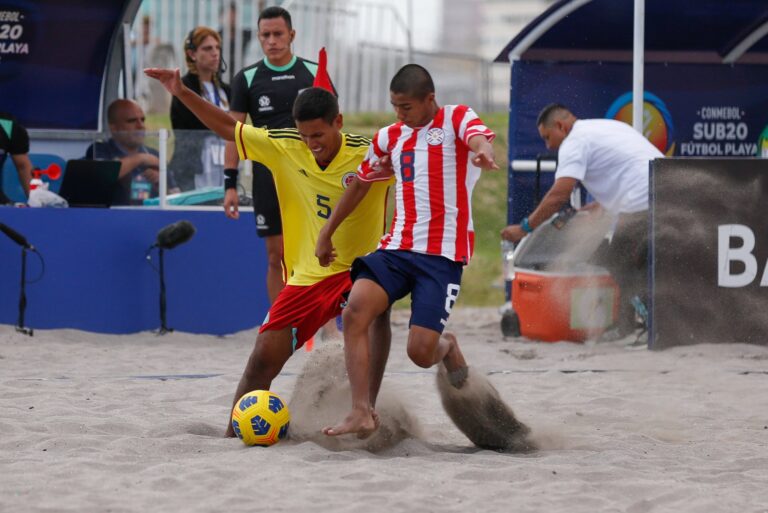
[552,206,577,229]
[131,173,152,205]
[501,239,516,281]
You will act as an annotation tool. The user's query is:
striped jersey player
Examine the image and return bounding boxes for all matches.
[358,103,494,265]
[316,64,499,438]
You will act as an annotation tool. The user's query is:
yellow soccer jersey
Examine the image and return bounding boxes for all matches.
[235,122,392,286]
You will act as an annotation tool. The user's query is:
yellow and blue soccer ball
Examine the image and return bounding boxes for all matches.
[231,390,290,446]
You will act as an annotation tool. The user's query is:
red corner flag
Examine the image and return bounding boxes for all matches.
[313,47,335,95]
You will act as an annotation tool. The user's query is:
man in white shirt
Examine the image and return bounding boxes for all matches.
[501,103,663,335]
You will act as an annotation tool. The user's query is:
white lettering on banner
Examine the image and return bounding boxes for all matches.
[0,41,28,54]
[693,122,748,141]
[0,23,23,39]
[681,106,754,156]
[717,224,768,287]
[0,11,22,22]
[699,107,742,120]
[680,141,756,156]
[0,12,26,62]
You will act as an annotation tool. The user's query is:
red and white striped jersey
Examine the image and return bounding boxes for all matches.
[357,105,495,264]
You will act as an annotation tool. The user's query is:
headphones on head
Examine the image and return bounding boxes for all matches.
[184,28,196,51]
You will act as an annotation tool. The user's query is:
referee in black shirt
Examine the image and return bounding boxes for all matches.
[223,6,333,304]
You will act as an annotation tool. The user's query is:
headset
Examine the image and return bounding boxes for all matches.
[184,28,196,51]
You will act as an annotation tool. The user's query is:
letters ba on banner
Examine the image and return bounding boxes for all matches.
[650,159,768,349]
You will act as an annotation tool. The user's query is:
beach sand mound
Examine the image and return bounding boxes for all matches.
[287,339,422,452]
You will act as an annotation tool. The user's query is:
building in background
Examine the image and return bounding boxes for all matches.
[438,0,483,55]
[479,0,554,60]
[440,0,555,110]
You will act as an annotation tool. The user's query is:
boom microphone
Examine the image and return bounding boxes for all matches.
[0,223,33,250]
[154,220,196,250]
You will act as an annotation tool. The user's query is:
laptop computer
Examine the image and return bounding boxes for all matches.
[58,159,121,208]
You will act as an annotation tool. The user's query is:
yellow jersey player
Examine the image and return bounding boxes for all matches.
[145,67,393,437]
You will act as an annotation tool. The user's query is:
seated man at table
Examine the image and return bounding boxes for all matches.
[84,99,179,205]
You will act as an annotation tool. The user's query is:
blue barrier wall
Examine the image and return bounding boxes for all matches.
[0,208,268,335]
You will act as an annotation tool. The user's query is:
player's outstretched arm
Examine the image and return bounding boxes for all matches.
[144,68,236,142]
[467,135,499,170]
[315,177,373,266]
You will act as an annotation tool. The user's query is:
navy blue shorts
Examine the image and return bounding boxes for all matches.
[351,250,463,333]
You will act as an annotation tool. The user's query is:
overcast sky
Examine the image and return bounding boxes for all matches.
[390,0,442,50]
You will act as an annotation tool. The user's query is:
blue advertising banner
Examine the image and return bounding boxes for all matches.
[508,61,768,223]
[0,0,129,129]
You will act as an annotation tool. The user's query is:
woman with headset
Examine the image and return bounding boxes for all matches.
[169,26,231,192]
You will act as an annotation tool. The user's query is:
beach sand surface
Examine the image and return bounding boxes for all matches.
[1,307,767,513]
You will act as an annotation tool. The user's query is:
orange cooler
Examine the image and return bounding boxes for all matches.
[512,267,619,342]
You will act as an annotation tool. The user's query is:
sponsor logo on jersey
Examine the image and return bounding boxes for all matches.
[258,95,274,113]
[297,168,308,177]
[341,172,357,189]
[272,74,296,81]
[426,128,445,146]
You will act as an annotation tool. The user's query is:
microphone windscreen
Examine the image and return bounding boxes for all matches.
[156,220,196,249]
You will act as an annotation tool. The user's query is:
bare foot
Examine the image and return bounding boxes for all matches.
[225,423,236,438]
[441,332,469,388]
[322,408,377,438]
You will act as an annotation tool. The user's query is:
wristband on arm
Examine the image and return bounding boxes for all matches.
[224,168,238,190]
[521,217,534,233]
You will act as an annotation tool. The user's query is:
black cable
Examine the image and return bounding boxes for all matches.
[23,248,46,284]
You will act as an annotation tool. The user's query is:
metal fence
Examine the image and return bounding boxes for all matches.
[131,0,501,114]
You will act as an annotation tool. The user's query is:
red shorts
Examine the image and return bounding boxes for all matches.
[259,271,352,351]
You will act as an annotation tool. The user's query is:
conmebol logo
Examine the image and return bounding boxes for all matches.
[605,92,675,155]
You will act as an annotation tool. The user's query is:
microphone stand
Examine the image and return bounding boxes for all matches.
[148,220,195,335]
[157,247,173,335]
[16,246,33,336]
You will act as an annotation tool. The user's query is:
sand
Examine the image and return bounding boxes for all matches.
[1,307,768,513]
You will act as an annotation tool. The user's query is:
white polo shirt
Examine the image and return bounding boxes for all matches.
[555,119,663,214]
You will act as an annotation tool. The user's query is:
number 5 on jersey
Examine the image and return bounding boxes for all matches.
[316,194,332,219]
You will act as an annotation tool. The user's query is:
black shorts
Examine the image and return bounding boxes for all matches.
[251,162,282,238]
